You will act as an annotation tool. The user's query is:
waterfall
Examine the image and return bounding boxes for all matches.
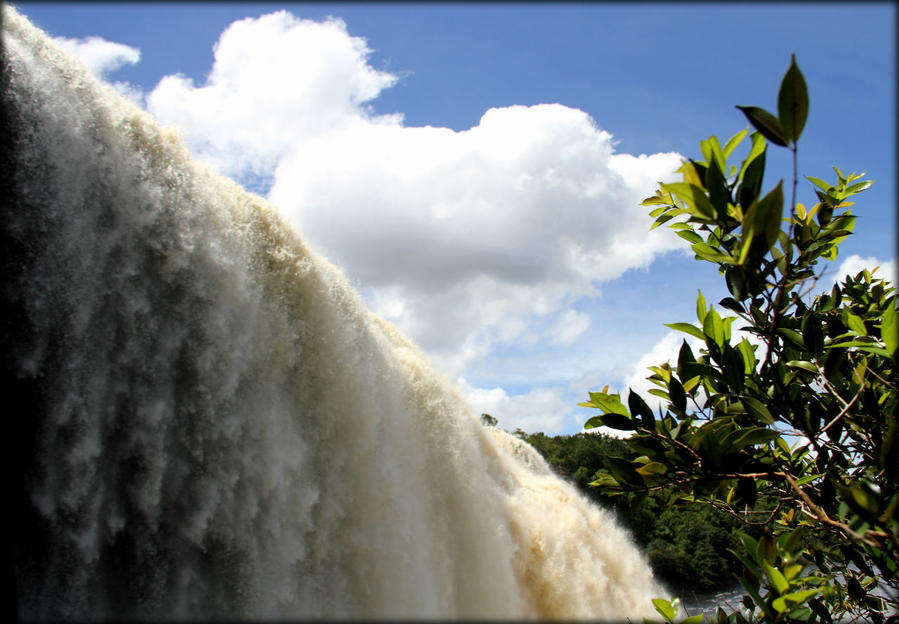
[3,6,665,619]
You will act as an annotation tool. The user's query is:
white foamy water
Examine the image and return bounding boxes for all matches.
[3,6,665,619]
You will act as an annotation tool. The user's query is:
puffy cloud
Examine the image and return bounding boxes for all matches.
[53,34,142,103]
[141,11,687,425]
[458,379,572,435]
[830,254,895,286]
[267,106,684,376]
[147,11,399,180]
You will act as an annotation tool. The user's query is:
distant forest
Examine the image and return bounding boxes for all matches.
[507,425,746,596]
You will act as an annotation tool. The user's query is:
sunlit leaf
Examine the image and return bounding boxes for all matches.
[883,297,898,356]
[786,360,818,374]
[722,125,749,158]
[696,290,707,324]
[772,589,821,613]
[665,322,707,341]
[652,598,676,623]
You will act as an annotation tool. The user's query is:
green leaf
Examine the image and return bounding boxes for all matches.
[802,313,824,357]
[742,397,775,425]
[738,146,766,210]
[668,376,687,413]
[591,412,636,431]
[628,389,655,430]
[607,457,643,487]
[706,153,729,217]
[723,345,746,392]
[666,322,707,341]
[726,267,747,300]
[845,180,873,195]
[692,242,737,264]
[778,328,806,349]
[736,105,789,147]
[661,182,717,219]
[696,290,707,324]
[635,461,668,476]
[786,360,818,374]
[652,598,676,623]
[844,311,867,336]
[723,125,749,158]
[777,54,809,143]
[730,428,781,451]
[763,561,790,594]
[587,391,630,415]
[676,230,704,245]
[772,589,821,614]
[737,339,757,374]
[805,176,832,193]
[756,182,785,248]
[703,307,724,347]
[883,297,898,356]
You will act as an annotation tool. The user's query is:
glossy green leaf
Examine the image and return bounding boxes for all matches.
[845,180,873,195]
[762,561,790,594]
[628,389,655,430]
[635,461,668,476]
[652,598,676,623]
[786,360,818,374]
[666,322,707,341]
[723,125,749,158]
[772,589,820,614]
[737,338,756,374]
[742,396,775,425]
[777,54,809,142]
[738,147,766,210]
[778,328,806,349]
[756,181,785,248]
[696,290,707,324]
[805,175,831,192]
[844,311,867,336]
[706,152,729,216]
[802,314,824,356]
[668,376,687,413]
[883,297,898,356]
[676,230,704,245]
[661,182,717,219]
[731,428,780,451]
[736,105,789,147]
[607,457,643,487]
[703,307,724,347]
[723,346,745,392]
[587,391,630,416]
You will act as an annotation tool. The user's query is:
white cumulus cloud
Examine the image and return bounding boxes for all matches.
[830,254,895,287]
[458,379,572,435]
[140,11,688,427]
[147,11,399,180]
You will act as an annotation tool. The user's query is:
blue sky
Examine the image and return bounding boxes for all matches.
[13,2,896,435]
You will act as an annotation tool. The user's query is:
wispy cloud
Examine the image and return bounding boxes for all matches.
[53,34,142,103]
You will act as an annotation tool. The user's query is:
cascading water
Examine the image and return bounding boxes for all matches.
[4,6,667,619]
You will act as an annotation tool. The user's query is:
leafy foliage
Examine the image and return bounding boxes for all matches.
[580,56,898,623]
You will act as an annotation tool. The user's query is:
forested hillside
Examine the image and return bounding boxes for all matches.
[507,425,745,596]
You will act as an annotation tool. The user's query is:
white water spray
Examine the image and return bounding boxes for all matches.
[4,7,666,619]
